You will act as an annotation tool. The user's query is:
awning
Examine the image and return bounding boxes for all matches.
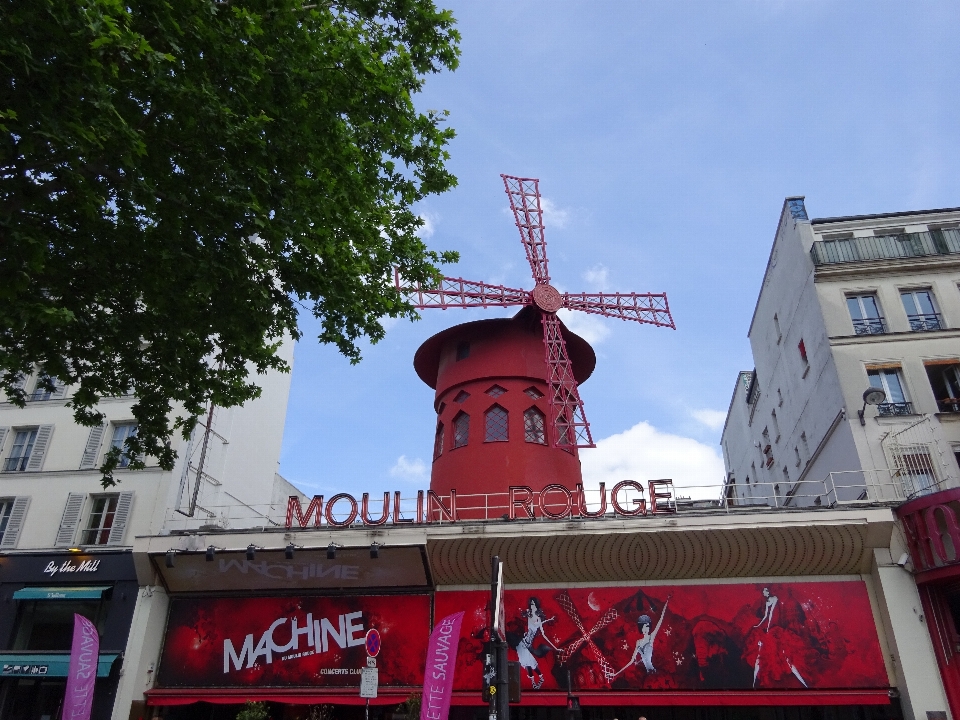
[146,688,414,706]
[450,690,892,707]
[12,586,111,600]
[0,653,120,678]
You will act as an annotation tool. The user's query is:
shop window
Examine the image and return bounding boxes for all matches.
[433,422,444,460]
[900,289,943,331]
[846,294,885,335]
[4,428,38,472]
[80,495,119,546]
[13,599,107,651]
[453,412,469,448]
[110,423,138,468]
[524,407,546,445]
[524,386,544,400]
[484,406,509,442]
[867,366,913,416]
[925,362,960,413]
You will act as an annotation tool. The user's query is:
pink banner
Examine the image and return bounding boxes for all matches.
[63,614,99,720]
[421,612,464,720]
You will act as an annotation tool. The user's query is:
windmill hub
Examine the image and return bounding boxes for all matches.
[531,283,563,313]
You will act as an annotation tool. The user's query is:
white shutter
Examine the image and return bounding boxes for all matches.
[55,493,86,547]
[79,423,107,470]
[11,374,27,391]
[0,496,31,549]
[25,424,54,472]
[106,491,134,546]
[51,381,68,400]
[0,428,8,455]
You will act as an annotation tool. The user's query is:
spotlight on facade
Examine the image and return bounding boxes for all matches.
[205,546,216,562]
[327,543,337,560]
[370,543,380,559]
[285,543,295,560]
[246,544,256,561]
[165,550,176,568]
[858,387,887,425]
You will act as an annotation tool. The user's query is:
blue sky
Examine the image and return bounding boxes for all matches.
[278,1,960,497]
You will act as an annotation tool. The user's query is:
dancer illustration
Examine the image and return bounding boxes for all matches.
[612,595,671,677]
[749,588,808,688]
[512,597,558,689]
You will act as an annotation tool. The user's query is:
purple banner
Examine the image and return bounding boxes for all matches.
[421,612,464,720]
[63,614,99,720]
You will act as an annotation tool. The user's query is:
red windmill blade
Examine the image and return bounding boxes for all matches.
[396,174,675,450]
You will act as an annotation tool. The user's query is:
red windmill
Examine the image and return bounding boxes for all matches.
[398,174,675,451]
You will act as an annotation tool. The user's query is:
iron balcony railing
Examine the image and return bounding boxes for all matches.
[852,317,886,335]
[811,228,960,266]
[878,401,914,417]
[906,313,943,331]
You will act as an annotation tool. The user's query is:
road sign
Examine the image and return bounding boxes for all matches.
[366,657,377,668]
[360,667,379,699]
[365,629,381,658]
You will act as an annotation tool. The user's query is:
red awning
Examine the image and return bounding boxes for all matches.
[146,689,413,706]
[450,690,892,707]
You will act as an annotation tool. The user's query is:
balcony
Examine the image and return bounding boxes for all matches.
[811,228,960,266]
[852,317,886,335]
[907,313,943,331]
[877,401,914,417]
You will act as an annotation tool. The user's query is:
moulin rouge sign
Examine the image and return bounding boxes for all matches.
[285,480,676,529]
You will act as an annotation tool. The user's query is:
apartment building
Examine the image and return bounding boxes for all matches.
[0,344,297,720]
[721,197,960,717]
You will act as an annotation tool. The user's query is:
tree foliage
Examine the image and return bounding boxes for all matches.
[0,0,460,484]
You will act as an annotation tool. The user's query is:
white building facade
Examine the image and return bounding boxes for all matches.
[721,197,960,718]
[0,344,297,720]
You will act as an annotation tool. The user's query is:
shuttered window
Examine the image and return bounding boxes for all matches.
[4,428,37,472]
[55,493,86,547]
[79,423,107,470]
[0,497,30,549]
[110,423,138,468]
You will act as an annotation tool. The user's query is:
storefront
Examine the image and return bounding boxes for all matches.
[0,551,138,720]
[131,501,912,720]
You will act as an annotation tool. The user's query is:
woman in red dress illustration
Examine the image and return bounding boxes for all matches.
[746,587,809,688]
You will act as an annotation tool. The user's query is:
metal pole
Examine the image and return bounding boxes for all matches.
[366,698,369,720]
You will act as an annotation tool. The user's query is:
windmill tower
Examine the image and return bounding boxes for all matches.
[400,175,674,499]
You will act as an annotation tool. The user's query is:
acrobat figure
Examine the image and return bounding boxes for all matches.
[612,595,671,678]
[514,597,559,689]
[751,588,808,688]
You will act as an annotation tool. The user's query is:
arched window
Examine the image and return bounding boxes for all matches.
[485,405,509,442]
[453,412,470,448]
[434,422,444,459]
[524,407,546,445]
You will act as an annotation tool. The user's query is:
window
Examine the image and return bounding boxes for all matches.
[773,314,782,343]
[798,339,808,364]
[794,446,802,467]
[110,423,138,468]
[485,385,506,398]
[777,388,783,407]
[868,367,913,416]
[4,428,37,472]
[80,495,119,545]
[524,407,546,444]
[452,412,470,448]
[13,600,107,651]
[433,422,444,459]
[453,390,470,403]
[846,294,885,335]
[900,289,942,331]
[524,386,544,400]
[456,341,470,361]
[771,410,780,442]
[0,500,12,538]
[925,362,960,413]
[782,466,790,484]
[800,432,809,457]
[484,406,509,442]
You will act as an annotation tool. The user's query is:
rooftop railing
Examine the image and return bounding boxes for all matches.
[811,228,960,266]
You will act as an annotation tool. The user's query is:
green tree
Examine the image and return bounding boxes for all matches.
[1,0,459,485]
[236,701,269,720]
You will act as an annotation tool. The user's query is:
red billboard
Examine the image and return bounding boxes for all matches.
[435,581,887,692]
[157,595,430,688]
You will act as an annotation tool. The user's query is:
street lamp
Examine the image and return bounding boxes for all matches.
[858,387,887,426]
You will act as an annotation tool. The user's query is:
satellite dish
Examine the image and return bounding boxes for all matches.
[863,387,887,406]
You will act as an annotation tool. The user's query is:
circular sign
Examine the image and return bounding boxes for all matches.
[365,628,381,657]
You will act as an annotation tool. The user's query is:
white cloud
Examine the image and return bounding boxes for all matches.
[583,264,610,290]
[691,408,727,431]
[416,212,437,239]
[389,455,428,481]
[581,421,725,501]
[557,308,612,345]
[539,197,570,229]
